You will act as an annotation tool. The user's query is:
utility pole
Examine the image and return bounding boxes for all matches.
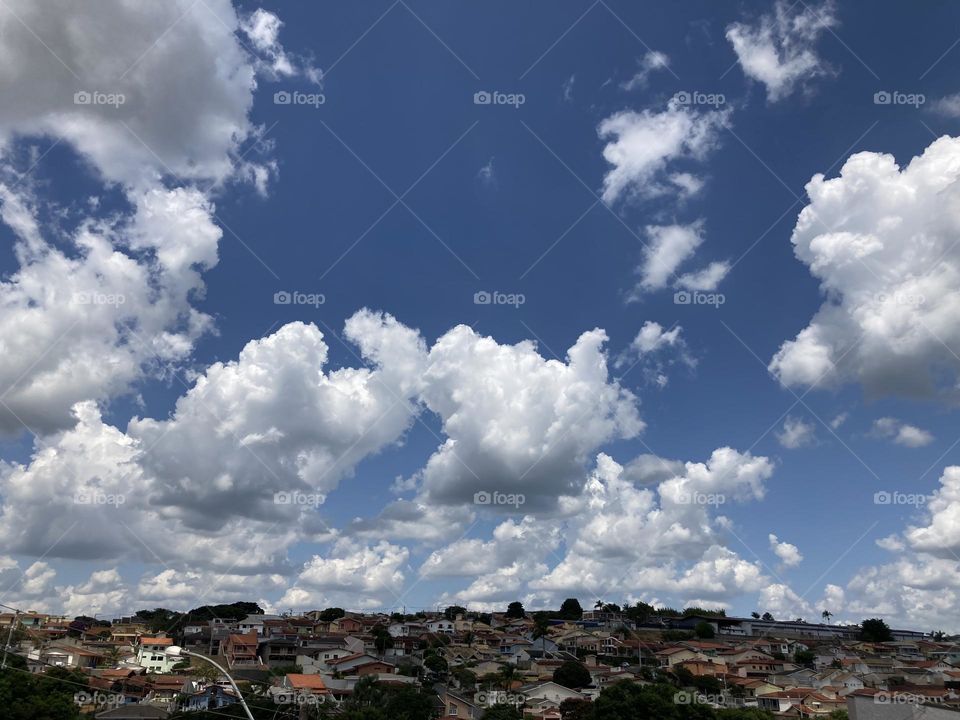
[2,610,20,669]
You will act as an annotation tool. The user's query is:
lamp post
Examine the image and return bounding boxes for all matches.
[165,645,255,720]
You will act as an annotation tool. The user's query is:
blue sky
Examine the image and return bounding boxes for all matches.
[1,0,960,630]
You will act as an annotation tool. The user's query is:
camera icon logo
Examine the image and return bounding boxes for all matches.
[473,491,492,505]
[274,291,292,304]
[874,491,892,505]
[474,91,492,105]
[673,290,692,305]
[674,91,691,105]
[274,91,292,105]
[74,91,92,105]
[874,91,892,105]
[274,491,292,505]
[474,291,492,305]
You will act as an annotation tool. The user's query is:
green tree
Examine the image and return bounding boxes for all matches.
[694,622,715,639]
[560,697,595,720]
[444,605,467,621]
[318,607,346,622]
[560,598,584,620]
[505,601,525,619]
[553,660,592,689]
[859,618,893,642]
[761,612,774,621]
[794,649,815,666]
[0,655,87,720]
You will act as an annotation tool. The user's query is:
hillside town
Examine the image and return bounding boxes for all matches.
[3,600,959,719]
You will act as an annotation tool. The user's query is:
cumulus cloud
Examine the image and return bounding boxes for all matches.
[0,0,312,433]
[279,539,410,610]
[598,98,730,205]
[769,533,803,567]
[416,326,643,511]
[776,416,816,449]
[870,417,934,448]
[0,311,426,569]
[770,136,960,398]
[0,185,221,433]
[519,449,774,606]
[0,0,289,189]
[726,0,838,102]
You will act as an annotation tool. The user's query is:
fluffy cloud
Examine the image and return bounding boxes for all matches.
[0,311,425,570]
[776,416,816,449]
[870,417,934,448]
[279,539,410,610]
[416,326,643,511]
[0,0,290,188]
[0,0,311,433]
[522,449,774,605]
[598,99,730,205]
[726,0,838,102]
[0,185,220,433]
[769,533,803,567]
[770,136,960,397]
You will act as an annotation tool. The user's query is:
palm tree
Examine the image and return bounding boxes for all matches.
[498,663,517,691]
[594,600,603,610]
[822,610,833,625]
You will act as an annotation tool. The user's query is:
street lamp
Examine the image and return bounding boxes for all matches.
[165,645,255,720]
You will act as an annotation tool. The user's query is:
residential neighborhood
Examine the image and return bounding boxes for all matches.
[3,600,959,719]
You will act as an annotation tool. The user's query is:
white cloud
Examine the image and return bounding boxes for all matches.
[776,416,816,449]
[618,321,695,388]
[632,221,730,298]
[417,326,643,511]
[621,50,670,91]
[562,74,576,102]
[524,449,774,605]
[929,93,960,118]
[636,223,705,292]
[870,417,934,448]
[770,136,960,398]
[598,99,730,205]
[726,0,838,102]
[769,533,803,567]
[0,0,283,189]
[0,185,221,434]
[0,311,426,570]
[279,539,409,610]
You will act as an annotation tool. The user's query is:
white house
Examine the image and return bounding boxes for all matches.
[136,637,179,673]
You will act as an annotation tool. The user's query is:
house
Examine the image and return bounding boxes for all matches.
[326,652,395,676]
[518,681,586,705]
[135,637,177,673]
[437,688,480,719]
[31,644,104,670]
[427,619,456,635]
[757,688,844,714]
[257,637,299,668]
[279,673,331,698]
[330,616,364,634]
[176,684,238,712]
[221,630,260,668]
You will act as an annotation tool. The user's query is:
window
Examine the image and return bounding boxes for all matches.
[448,705,458,716]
